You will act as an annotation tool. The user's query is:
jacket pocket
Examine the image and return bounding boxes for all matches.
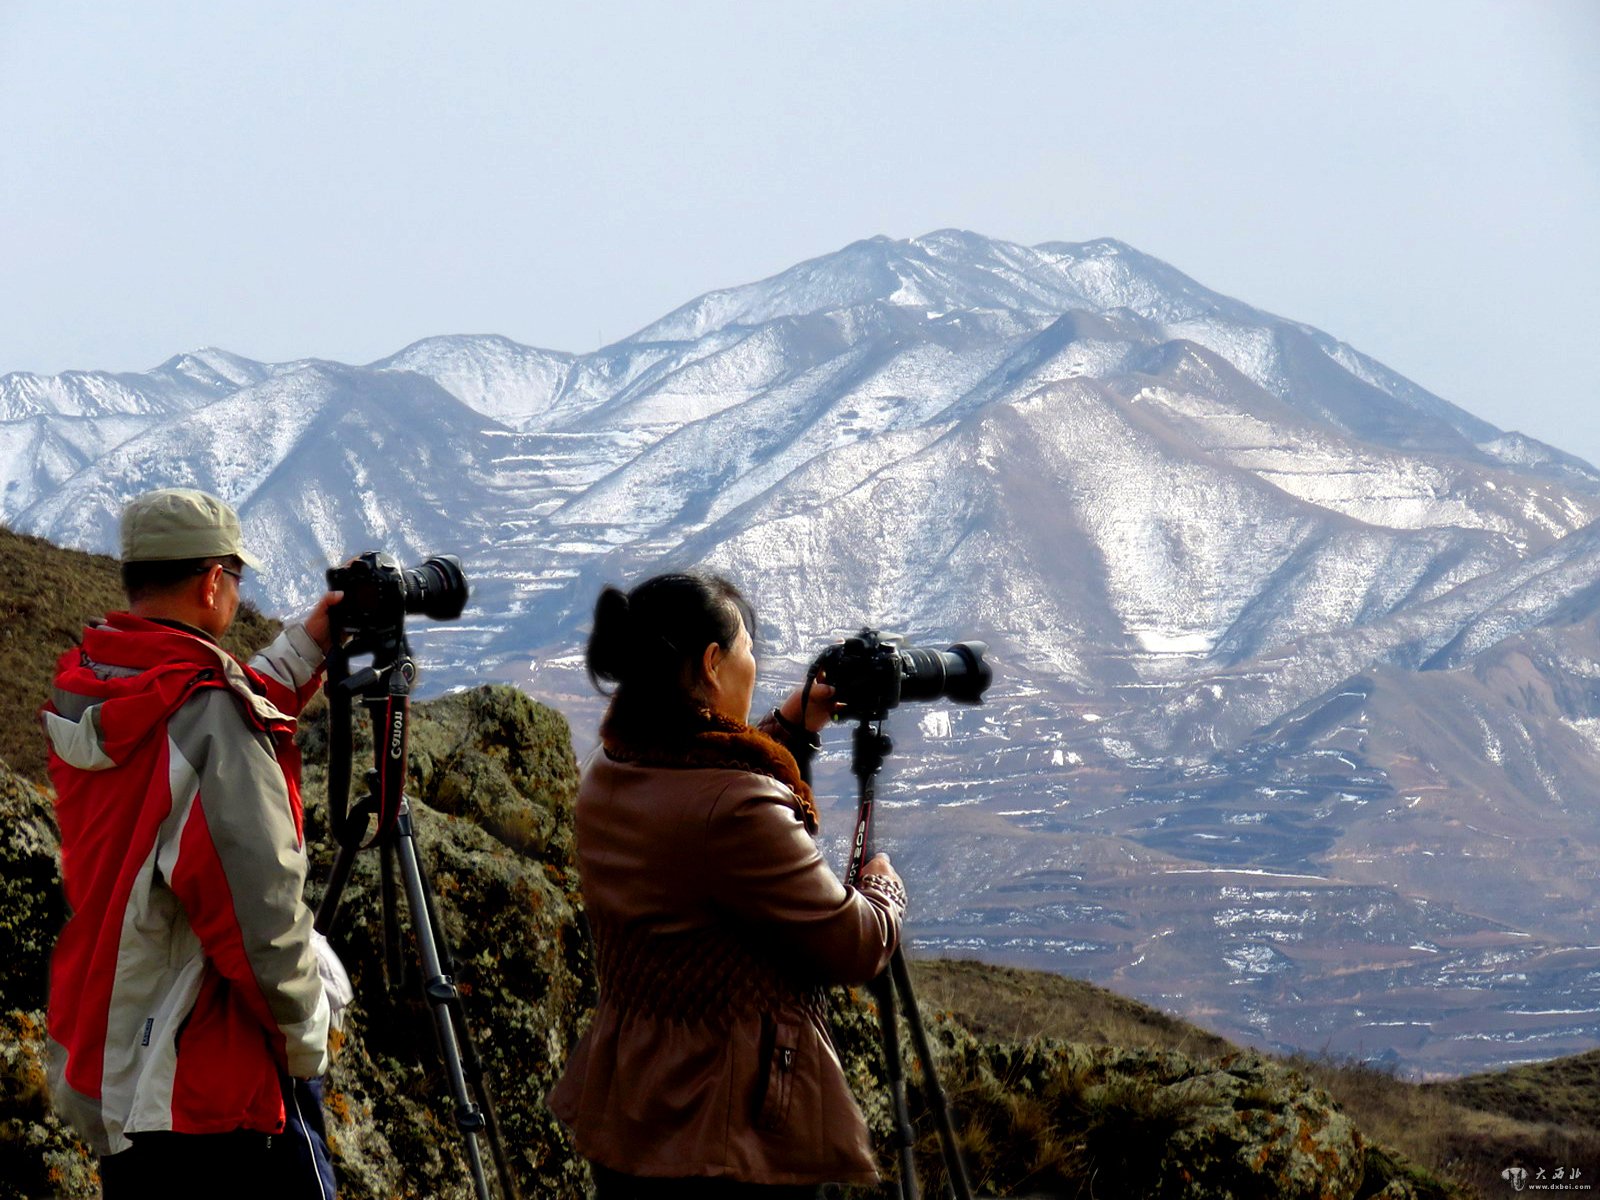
[755,1017,800,1131]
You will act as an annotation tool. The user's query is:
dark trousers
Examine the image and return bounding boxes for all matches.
[100,1076,335,1200]
[592,1162,823,1200]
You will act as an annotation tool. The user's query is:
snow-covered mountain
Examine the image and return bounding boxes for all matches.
[6,229,1600,1075]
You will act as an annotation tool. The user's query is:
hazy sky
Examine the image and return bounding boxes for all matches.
[4,2,1597,466]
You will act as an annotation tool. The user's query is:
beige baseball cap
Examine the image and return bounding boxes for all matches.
[119,488,263,568]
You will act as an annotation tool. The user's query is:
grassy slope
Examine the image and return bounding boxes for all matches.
[1431,1048,1600,1128]
[911,958,1600,1197]
[0,524,279,782]
[1421,1051,1600,1187]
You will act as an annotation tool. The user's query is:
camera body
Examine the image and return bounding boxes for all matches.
[812,628,991,723]
[326,552,469,643]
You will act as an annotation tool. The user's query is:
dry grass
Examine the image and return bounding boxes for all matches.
[908,957,1235,1060]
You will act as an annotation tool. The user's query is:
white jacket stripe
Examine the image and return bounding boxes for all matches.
[97,738,208,1149]
[43,707,115,770]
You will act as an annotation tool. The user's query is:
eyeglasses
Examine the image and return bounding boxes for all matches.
[191,560,244,582]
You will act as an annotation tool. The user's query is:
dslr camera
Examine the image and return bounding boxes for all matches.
[811,628,991,723]
[326,552,469,645]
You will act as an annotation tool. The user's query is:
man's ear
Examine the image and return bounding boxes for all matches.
[198,564,222,609]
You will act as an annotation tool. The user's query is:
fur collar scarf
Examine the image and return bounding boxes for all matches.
[601,702,820,833]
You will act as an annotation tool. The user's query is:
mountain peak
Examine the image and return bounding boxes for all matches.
[150,347,271,392]
[372,334,575,429]
[623,230,1267,348]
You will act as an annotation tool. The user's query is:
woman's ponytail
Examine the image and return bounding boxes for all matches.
[586,584,635,690]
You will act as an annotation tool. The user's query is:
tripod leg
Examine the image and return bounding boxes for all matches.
[460,1042,518,1200]
[871,972,922,1200]
[315,834,361,934]
[392,810,494,1200]
[381,838,404,988]
[408,825,521,1200]
[891,951,974,1200]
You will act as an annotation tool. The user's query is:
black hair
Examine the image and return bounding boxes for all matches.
[121,556,241,603]
[586,571,755,707]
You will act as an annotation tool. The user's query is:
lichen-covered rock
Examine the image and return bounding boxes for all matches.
[0,1010,99,1200]
[400,686,579,865]
[0,771,98,1200]
[1152,1054,1364,1199]
[0,768,66,1017]
[298,684,592,1199]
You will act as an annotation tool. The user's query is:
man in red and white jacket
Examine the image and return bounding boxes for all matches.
[42,488,347,1199]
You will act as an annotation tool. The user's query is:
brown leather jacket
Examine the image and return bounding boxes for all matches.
[548,747,904,1184]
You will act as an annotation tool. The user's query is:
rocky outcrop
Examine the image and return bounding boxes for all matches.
[0,766,96,1199]
[295,684,591,1200]
[1,684,1450,1199]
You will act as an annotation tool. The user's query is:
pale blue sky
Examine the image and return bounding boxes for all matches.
[3,2,1597,466]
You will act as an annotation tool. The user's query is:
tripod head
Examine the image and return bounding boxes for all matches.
[799,629,990,888]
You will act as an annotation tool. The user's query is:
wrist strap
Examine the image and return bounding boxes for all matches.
[770,707,821,751]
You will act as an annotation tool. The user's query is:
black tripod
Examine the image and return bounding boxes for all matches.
[313,630,519,1200]
[841,721,975,1200]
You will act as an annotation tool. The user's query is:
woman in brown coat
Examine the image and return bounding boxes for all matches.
[549,571,906,1199]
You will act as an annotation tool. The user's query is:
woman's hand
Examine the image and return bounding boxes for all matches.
[858,853,907,916]
[778,677,841,734]
[860,852,901,888]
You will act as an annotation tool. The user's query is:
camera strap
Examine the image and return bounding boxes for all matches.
[325,646,358,846]
[846,793,874,887]
[366,665,412,848]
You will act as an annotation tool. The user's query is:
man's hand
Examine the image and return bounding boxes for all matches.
[311,930,353,1034]
[303,591,344,653]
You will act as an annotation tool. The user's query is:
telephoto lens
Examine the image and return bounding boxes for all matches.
[811,629,992,722]
[897,642,991,703]
[403,555,468,620]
